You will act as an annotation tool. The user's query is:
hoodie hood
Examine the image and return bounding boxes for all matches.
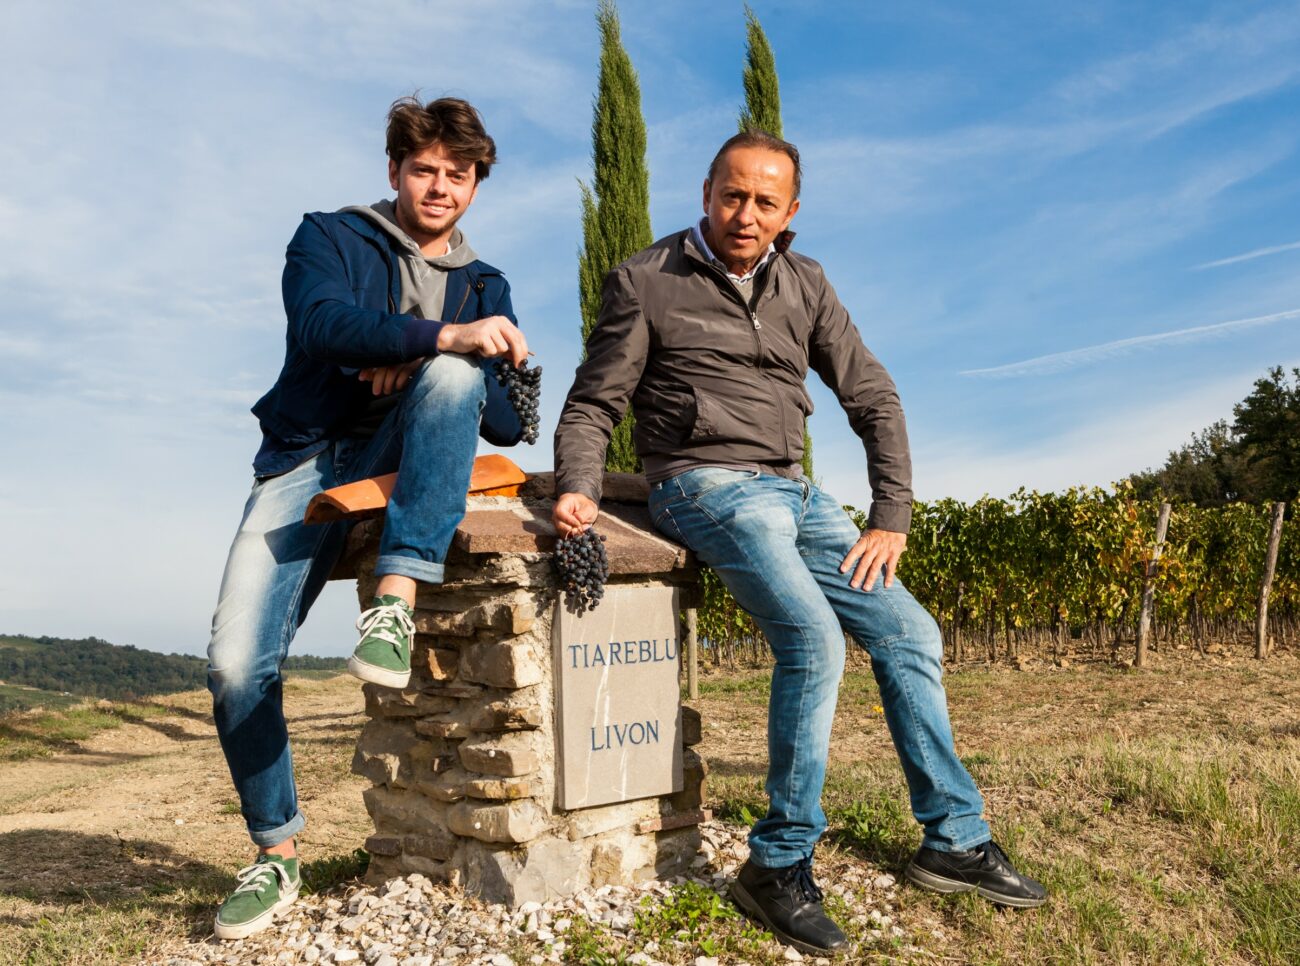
[342,200,480,319]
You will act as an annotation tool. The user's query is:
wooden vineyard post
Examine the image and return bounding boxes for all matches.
[1256,502,1286,660]
[1136,502,1172,669]
[684,606,699,700]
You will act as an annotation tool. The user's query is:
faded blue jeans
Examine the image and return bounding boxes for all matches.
[207,354,493,846]
[648,467,989,867]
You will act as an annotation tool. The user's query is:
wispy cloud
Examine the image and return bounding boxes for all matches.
[1195,239,1300,270]
[961,308,1300,378]
[1053,5,1300,98]
[905,367,1277,501]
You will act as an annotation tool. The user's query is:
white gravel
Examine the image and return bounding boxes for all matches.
[157,822,906,966]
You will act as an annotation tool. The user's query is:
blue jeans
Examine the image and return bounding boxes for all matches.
[648,467,989,867]
[207,354,489,847]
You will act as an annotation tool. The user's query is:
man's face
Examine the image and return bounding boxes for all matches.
[701,146,800,275]
[388,142,479,255]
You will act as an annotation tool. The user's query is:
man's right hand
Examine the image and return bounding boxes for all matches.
[554,492,599,537]
[436,315,528,367]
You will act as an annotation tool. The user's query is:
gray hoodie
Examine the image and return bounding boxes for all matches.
[338,200,481,436]
[344,199,480,319]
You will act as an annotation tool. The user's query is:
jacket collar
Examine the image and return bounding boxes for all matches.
[682,222,796,272]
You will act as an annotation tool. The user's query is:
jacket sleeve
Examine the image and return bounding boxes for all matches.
[806,266,914,533]
[554,265,650,504]
[478,276,525,447]
[281,214,445,368]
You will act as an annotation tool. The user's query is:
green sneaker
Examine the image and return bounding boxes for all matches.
[348,594,414,688]
[214,853,300,940]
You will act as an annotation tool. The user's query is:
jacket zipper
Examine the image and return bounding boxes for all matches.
[701,263,765,341]
[450,277,474,322]
[702,261,793,461]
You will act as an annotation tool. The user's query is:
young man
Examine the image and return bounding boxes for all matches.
[207,96,528,940]
[553,130,1045,955]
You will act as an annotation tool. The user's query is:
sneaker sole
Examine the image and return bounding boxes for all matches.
[213,886,300,941]
[729,880,848,956]
[905,862,1047,909]
[347,655,411,689]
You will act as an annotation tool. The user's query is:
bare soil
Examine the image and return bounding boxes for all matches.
[2,645,1298,964]
[0,676,370,939]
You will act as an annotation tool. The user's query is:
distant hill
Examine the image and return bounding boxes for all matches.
[0,634,345,710]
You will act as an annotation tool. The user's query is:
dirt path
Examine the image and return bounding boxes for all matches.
[0,675,372,915]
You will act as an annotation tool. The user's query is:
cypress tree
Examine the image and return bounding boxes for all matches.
[738,4,782,138]
[578,0,652,472]
[738,5,814,480]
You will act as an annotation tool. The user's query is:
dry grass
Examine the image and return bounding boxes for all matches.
[700,646,1300,964]
[1,648,1297,964]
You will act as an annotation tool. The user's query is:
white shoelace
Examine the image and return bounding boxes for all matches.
[232,860,292,897]
[355,601,415,650]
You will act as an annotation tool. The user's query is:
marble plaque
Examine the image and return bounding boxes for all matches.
[554,585,683,809]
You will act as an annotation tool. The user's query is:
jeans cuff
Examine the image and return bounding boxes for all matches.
[375,554,445,584]
[746,837,816,870]
[920,820,991,853]
[249,810,306,849]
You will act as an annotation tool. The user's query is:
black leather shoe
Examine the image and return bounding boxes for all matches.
[905,840,1047,908]
[730,857,849,955]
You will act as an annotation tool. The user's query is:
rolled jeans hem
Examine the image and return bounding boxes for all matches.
[249,810,305,849]
[375,554,445,584]
[921,826,992,854]
[746,844,812,870]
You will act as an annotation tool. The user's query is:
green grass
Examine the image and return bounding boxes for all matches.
[692,657,1300,965]
[895,734,1300,964]
[0,682,81,714]
[283,668,350,682]
[0,700,170,761]
[8,847,374,966]
[550,880,772,964]
[301,848,370,895]
[694,670,772,697]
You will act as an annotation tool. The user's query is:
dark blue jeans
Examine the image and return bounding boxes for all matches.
[649,467,989,867]
[207,354,488,846]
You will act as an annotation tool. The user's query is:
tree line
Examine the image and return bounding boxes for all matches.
[0,635,344,703]
[1129,366,1300,506]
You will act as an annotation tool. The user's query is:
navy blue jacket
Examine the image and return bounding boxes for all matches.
[251,211,522,476]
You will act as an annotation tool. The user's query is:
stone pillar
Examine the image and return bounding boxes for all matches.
[344,495,704,907]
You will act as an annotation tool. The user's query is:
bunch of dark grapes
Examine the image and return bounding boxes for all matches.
[493,359,542,444]
[553,528,609,615]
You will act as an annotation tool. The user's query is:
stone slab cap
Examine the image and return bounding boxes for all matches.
[453,504,690,575]
[520,471,649,504]
[303,454,527,524]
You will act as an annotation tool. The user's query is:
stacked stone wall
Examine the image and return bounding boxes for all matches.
[348,510,704,907]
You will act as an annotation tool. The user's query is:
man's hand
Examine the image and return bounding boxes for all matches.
[437,315,528,367]
[359,358,424,396]
[554,492,599,538]
[840,528,908,591]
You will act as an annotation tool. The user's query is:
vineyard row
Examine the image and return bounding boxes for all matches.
[693,486,1296,667]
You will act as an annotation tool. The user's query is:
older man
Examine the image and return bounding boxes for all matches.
[553,130,1045,954]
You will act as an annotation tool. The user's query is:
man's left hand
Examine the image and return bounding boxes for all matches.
[840,528,908,591]
[359,358,424,396]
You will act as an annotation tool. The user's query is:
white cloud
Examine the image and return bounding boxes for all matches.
[1195,239,1300,270]
[960,308,1300,378]
[909,365,1293,502]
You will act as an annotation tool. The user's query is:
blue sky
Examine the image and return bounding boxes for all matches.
[2,0,1298,657]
